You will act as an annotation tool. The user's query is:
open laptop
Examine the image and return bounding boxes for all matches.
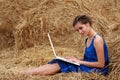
[48,33,80,66]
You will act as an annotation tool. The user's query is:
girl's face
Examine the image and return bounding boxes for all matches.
[74,22,90,37]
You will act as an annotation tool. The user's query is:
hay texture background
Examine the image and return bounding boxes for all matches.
[0,0,120,80]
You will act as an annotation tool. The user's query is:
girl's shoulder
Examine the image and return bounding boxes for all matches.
[94,34,104,45]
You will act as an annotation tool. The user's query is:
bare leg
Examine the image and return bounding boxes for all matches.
[20,63,60,75]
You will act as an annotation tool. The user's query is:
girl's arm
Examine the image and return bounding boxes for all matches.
[67,36,105,68]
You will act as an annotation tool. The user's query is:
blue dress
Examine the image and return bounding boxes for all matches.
[48,34,109,75]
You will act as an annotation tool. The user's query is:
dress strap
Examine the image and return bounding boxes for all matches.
[85,37,88,47]
[90,33,99,45]
[93,34,105,42]
[92,33,99,39]
[85,34,99,47]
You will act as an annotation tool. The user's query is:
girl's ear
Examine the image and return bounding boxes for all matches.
[86,23,91,27]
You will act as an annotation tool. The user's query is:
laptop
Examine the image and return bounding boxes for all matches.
[48,33,80,66]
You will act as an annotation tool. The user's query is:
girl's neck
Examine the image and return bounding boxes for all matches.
[87,28,97,39]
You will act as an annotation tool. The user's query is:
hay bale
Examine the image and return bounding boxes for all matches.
[0,17,14,50]
[0,0,120,80]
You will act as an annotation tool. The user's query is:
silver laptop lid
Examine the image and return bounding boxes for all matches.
[48,33,57,57]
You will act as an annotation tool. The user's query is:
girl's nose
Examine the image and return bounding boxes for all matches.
[78,29,82,34]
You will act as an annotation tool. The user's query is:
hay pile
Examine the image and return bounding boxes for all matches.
[0,0,120,80]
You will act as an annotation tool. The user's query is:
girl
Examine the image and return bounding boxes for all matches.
[21,15,109,75]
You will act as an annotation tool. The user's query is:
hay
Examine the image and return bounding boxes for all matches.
[0,0,120,80]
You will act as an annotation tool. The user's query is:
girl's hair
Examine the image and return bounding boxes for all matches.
[73,15,92,27]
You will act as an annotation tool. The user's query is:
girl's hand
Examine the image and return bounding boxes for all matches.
[65,56,80,63]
